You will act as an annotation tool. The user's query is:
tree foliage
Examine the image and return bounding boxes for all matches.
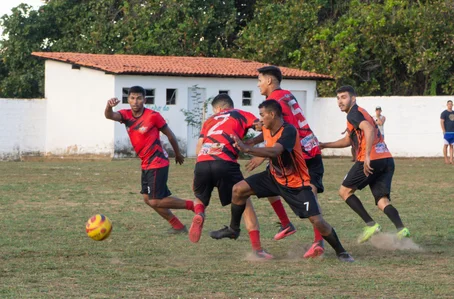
[1,0,453,98]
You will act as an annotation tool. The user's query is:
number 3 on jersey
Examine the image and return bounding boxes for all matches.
[207,114,230,136]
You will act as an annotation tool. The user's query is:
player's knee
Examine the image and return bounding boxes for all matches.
[232,183,245,197]
[338,187,351,200]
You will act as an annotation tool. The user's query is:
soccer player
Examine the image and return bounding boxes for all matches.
[230,100,354,262]
[188,94,271,258]
[244,65,326,258]
[320,85,410,243]
[105,86,194,234]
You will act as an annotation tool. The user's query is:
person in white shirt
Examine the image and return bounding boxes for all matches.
[374,106,386,139]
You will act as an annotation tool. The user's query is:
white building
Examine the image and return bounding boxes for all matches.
[29,52,331,158]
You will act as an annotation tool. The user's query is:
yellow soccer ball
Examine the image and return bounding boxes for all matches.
[86,214,112,241]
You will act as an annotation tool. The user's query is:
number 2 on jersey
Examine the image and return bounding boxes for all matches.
[207,114,230,136]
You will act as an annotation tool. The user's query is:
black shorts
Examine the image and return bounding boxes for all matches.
[140,166,171,199]
[193,160,244,207]
[342,158,394,204]
[306,154,324,194]
[245,170,320,219]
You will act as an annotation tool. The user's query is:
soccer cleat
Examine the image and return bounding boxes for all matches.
[273,222,296,240]
[189,213,205,243]
[396,227,410,239]
[209,226,240,240]
[167,225,188,235]
[358,223,381,243]
[254,249,274,260]
[303,241,325,258]
[337,252,355,263]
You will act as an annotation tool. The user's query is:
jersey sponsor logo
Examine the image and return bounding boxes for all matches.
[301,134,319,152]
[138,126,148,134]
[449,114,454,121]
[375,142,389,154]
[199,143,225,156]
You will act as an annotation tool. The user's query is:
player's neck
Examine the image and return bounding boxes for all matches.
[132,107,145,118]
[269,120,284,135]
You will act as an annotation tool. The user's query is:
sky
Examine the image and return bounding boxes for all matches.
[0,0,45,37]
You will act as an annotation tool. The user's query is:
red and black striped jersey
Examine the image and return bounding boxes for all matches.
[347,105,392,161]
[118,108,169,170]
[263,123,311,188]
[197,109,258,163]
[267,89,321,159]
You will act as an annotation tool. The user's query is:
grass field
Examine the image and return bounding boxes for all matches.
[1,157,453,298]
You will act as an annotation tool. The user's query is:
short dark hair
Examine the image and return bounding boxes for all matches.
[257,66,282,83]
[258,100,282,117]
[128,86,146,97]
[336,85,357,97]
[212,93,234,109]
[448,100,453,104]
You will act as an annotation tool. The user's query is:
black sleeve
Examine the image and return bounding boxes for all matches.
[347,109,367,129]
[440,111,446,120]
[276,125,296,152]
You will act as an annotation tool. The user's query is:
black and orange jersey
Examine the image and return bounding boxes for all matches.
[347,104,392,161]
[263,123,311,188]
[267,89,322,159]
[197,109,258,163]
[118,108,169,170]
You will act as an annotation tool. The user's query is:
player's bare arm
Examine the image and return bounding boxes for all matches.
[319,134,351,149]
[440,119,445,134]
[359,120,375,176]
[195,138,204,158]
[160,126,185,165]
[105,98,122,122]
[232,135,283,158]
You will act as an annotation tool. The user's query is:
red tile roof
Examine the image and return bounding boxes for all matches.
[31,52,333,80]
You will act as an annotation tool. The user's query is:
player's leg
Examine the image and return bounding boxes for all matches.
[140,169,187,234]
[340,161,380,243]
[304,155,325,257]
[280,186,353,262]
[145,166,194,211]
[443,139,449,164]
[309,215,354,262]
[209,161,247,240]
[371,158,410,239]
[189,161,218,243]
[268,196,296,240]
[449,144,453,164]
[231,176,273,259]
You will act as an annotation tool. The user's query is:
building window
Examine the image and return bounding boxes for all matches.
[242,91,252,106]
[219,90,229,95]
[122,88,129,104]
[145,89,155,104]
[122,88,155,104]
[166,88,177,105]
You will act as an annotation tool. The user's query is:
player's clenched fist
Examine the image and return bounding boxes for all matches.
[107,98,120,107]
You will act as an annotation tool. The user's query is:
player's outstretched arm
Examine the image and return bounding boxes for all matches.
[232,135,283,158]
[319,134,351,149]
[160,126,185,164]
[105,98,122,122]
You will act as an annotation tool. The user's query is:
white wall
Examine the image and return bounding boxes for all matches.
[312,96,452,157]
[0,99,46,160]
[113,75,316,157]
[45,60,115,157]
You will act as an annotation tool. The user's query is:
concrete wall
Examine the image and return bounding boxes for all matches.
[44,60,115,158]
[312,96,452,157]
[0,99,46,160]
[113,76,316,157]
